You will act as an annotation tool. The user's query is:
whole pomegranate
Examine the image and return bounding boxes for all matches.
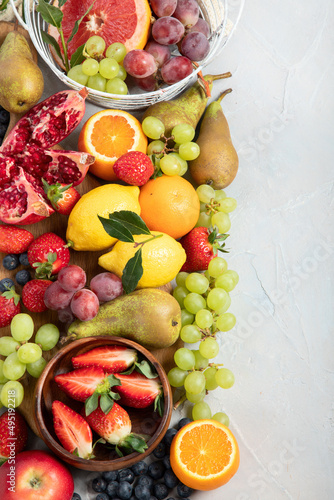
[0,88,94,225]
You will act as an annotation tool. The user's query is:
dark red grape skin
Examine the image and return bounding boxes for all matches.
[161,56,193,85]
[152,16,185,45]
[145,39,171,68]
[150,0,177,17]
[173,0,199,28]
[188,17,210,37]
[123,50,157,78]
[180,32,210,61]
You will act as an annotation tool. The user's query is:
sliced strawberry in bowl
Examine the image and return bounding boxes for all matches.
[71,345,137,372]
[54,366,106,402]
[113,372,163,415]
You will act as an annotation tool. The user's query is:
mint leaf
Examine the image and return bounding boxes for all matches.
[109,211,151,236]
[37,0,63,28]
[41,31,65,66]
[67,1,95,45]
[98,215,134,243]
[122,249,143,294]
[70,43,86,67]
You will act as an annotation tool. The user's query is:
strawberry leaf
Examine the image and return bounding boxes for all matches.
[100,394,114,415]
[122,249,143,294]
[120,434,148,454]
[154,393,164,417]
[135,360,159,379]
[109,211,151,236]
[85,392,99,416]
[98,215,134,243]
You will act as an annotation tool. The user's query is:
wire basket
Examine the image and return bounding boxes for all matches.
[10,0,244,110]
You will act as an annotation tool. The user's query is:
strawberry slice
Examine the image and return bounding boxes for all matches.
[72,345,137,372]
[113,372,163,415]
[52,400,93,459]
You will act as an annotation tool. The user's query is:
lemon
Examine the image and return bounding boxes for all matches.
[98,231,186,288]
[66,184,140,251]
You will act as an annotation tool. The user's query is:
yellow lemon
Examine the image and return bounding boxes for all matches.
[66,184,140,251]
[98,232,186,288]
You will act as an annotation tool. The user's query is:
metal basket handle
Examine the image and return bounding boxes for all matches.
[9,0,29,30]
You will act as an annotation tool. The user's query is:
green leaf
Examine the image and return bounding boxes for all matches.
[58,0,67,7]
[67,1,95,45]
[100,394,114,415]
[70,43,86,68]
[109,211,151,236]
[154,393,164,417]
[85,392,99,416]
[107,374,121,387]
[41,30,65,66]
[122,249,143,294]
[98,215,134,243]
[37,0,63,28]
[0,0,9,12]
[135,360,158,379]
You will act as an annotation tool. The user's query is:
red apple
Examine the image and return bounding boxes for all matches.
[0,450,74,500]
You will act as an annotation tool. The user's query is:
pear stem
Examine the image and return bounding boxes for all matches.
[210,72,232,81]
[217,88,233,103]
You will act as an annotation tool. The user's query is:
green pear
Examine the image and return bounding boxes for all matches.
[0,31,44,113]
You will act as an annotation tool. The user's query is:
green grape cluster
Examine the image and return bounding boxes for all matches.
[142,117,200,177]
[67,37,128,95]
[196,184,237,232]
[168,257,239,421]
[0,314,60,408]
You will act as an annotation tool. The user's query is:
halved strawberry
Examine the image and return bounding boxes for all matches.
[72,345,137,372]
[52,400,93,459]
[113,372,163,415]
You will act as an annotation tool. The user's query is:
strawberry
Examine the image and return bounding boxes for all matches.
[52,400,93,459]
[27,232,70,278]
[72,345,137,372]
[0,286,20,327]
[22,279,52,313]
[83,403,147,456]
[113,151,154,186]
[43,180,81,215]
[0,410,28,464]
[0,225,34,254]
[113,372,163,415]
[179,226,229,272]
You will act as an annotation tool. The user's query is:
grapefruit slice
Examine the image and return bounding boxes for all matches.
[49,0,151,67]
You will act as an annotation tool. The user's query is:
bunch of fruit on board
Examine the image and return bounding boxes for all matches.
[0,0,242,495]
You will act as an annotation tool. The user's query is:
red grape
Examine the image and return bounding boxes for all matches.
[152,16,185,45]
[57,265,86,292]
[90,272,123,302]
[44,281,74,311]
[123,50,157,78]
[70,289,99,321]
[58,306,75,324]
[161,56,193,85]
[188,17,210,37]
[133,74,158,92]
[151,0,177,17]
[173,0,199,27]
[180,32,210,61]
[145,39,171,68]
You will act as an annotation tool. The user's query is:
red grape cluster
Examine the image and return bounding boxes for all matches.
[123,0,211,90]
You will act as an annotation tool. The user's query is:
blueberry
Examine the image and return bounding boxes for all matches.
[19,252,30,267]
[149,497,158,500]
[163,469,179,489]
[92,477,107,492]
[134,484,151,500]
[71,494,82,500]
[0,108,9,125]
[0,278,14,293]
[177,484,194,498]
[106,480,119,497]
[137,475,153,490]
[117,481,133,500]
[15,269,31,286]
[177,418,192,430]
[152,484,168,500]
[152,442,166,459]
[96,494,110,500]
[131,460,148,476]
[3,254,19,271]
[162,455,171,469]
[102,470,118,482]
[163,429,177,447]
[148,461,165,480]
[118,468,135,484]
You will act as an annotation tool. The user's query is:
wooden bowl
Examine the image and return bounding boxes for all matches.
[34,336,173,471]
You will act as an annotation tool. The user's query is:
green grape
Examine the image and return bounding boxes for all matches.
[0,336,20,356]
[35,324,60,351]
[183,293,206,314]
[85,35,106,58]
[11,313,34,342]
[199,202,207,212]
[26,357,47,378]
[116,65,127,80]
[180,324,202,343]
[142,116,165,140]
[216,313,236,332]
[173,286,188,308]
[207,287,229,310]
[99,58,119,79]
[67,65,89,85]
[217,197,237,213]
[0,385,3,408]
[167,367,188,387]
[185,273,209,294]
[82,58,99,76]
[216,368,235,389]
[0,360,9,384]
[195,211,211,228]
[199,337,219,359]
[196,184,215,204]
[17,343,42,364]
[174,348,195,370]
[87,74,107,91]
[3,353,26,381]
[186,389,205,403]
[216,293,231,314]
[211,212,231,233]
[176,272,189,287]
[215,270,239,292]
[214,189,226,201]
[193,350,209,370]
[168,153,188,176]
[106,77,128,95]
[212,412,230,426]
[106,42,127,62]
[204,367,218,390]
[208,257,228,278]
[179,142,200,161]
[184,371,206,395]
[171,123,195,144]
[192,401,212,420]
[147,140,165,157]
[0,380,24,408]
[195,309,213,329]
[160,154,182,176]
[181,309,194,326]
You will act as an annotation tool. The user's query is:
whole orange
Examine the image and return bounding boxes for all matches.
[138,175,200,240]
